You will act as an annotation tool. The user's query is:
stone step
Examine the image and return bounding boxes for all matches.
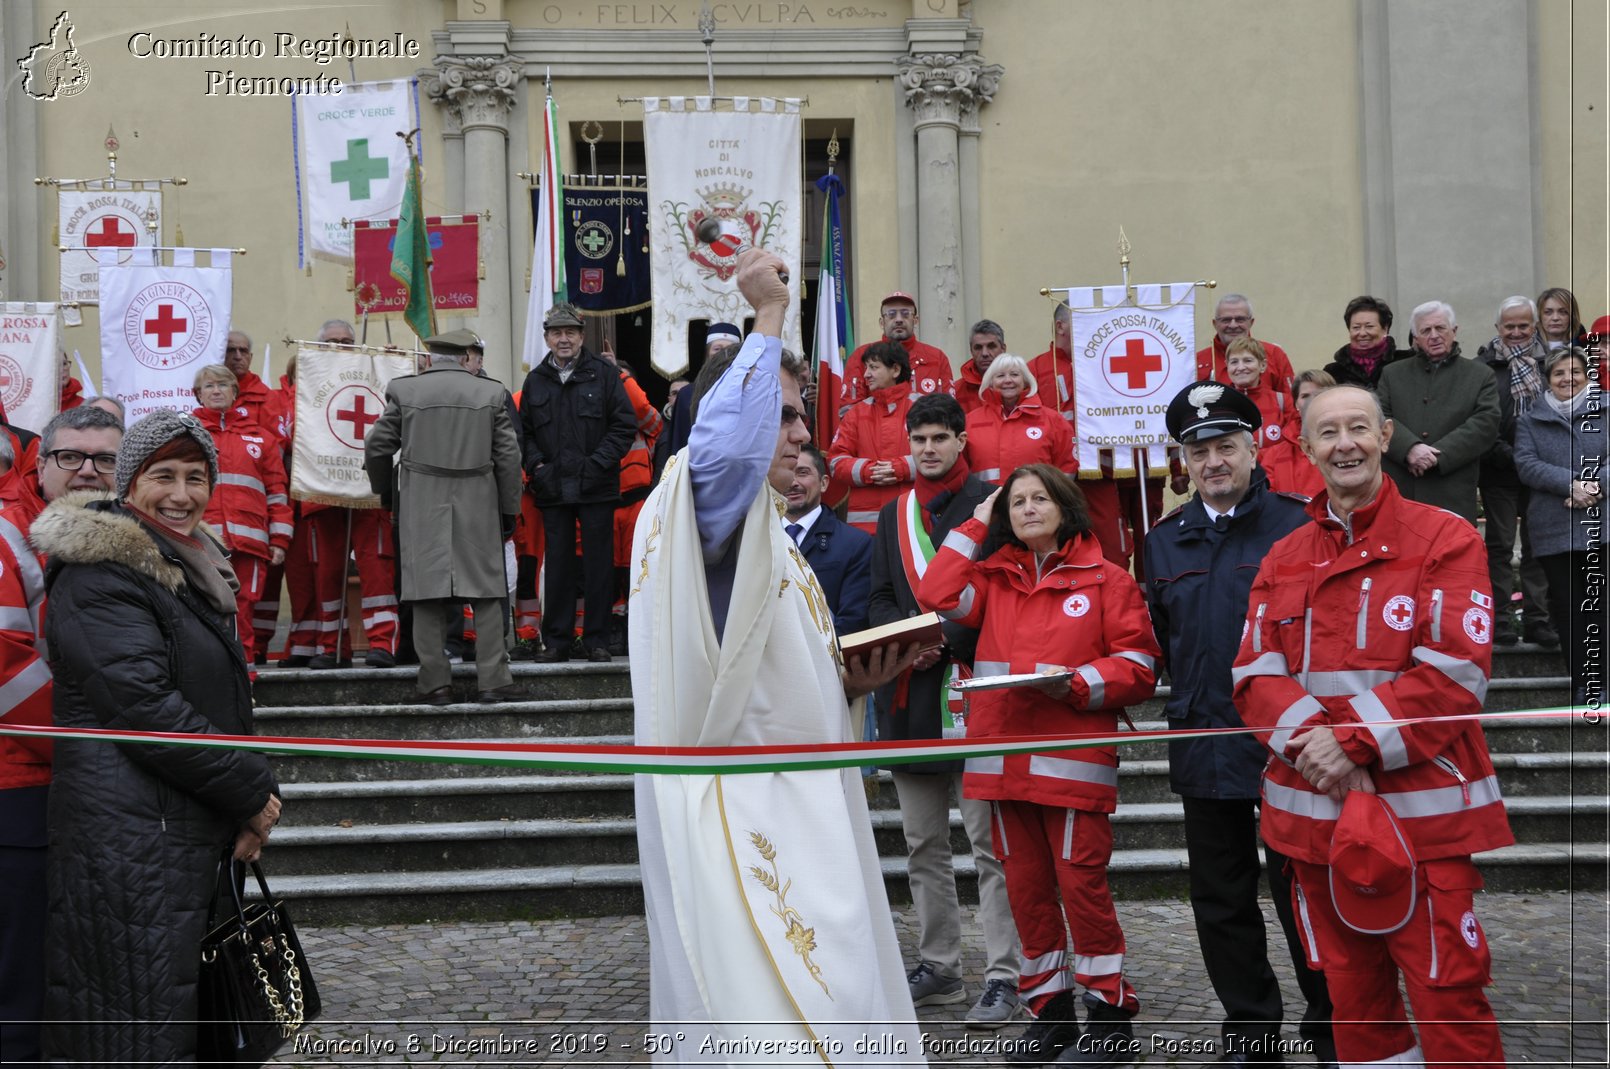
[265,795,1607,879]
[255,698,636,746]
[262,841,1609,926]
[247,646,1566,709]
[276,751,1610,826]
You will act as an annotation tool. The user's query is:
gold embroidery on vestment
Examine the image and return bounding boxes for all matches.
[629,514,661,599]
[746,831,832,1000]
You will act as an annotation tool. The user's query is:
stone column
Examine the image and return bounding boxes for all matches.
[430,55,520,385]
[896,53,1002,364]
[421,71,467,214]
[957,63,1000,331]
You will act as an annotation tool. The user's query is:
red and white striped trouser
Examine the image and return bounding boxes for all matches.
[991,799,1138,1016]
[306,507,398,657]
[1287,857,1502,1069]
[231,552,268,665]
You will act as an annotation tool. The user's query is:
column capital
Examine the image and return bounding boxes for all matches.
[426,54,521,135]
[896,53,1003,131]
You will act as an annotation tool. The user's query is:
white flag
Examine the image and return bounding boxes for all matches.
[643,96,802,378]
[99,248,233,425]
[0,303,63,434]
[290,342,414,506]
[295,80,415,265]
[1064,284,1197,475]
[58,185,162,326]
[521,86,565,370]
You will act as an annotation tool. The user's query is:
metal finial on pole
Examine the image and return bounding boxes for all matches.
[699,1,716,95]
[826,128,840,174]
[105,126,119,180]
[1118,226,1134,304]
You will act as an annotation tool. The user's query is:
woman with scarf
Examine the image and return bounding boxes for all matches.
[918,465,1159,1066]
[963,353,1076,485]
[1478,295,1557,647]
[1516,346,1605,702]
[1536,286,1587,350]
[1324,295,1401,388]
[827,340,917,533]
[32,410,281,1065]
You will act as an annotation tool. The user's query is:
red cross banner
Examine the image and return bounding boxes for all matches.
[0,303,63,434]
[294,79,417,266]
[57,185,162,326]
[1063,284,1198,475]
[98,248,233,425]
[290,341,414,506]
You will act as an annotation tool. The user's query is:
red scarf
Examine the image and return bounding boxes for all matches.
[913,457,971,531]
[1348,337,1392,378]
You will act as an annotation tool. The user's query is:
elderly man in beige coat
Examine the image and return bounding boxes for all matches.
[365,329,524,704]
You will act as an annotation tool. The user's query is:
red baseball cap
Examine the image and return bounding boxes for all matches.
[881,291,917,310]
[1328,792,1418,934]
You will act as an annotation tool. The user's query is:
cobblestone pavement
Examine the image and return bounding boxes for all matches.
[273,892,1607,1066]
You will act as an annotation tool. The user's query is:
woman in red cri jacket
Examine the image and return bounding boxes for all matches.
[827,340,916,533]
[192,364,293,666]
[918,464,1158,1066]
[963,354,1077,484]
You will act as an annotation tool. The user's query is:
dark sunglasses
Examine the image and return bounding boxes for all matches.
[780,405,805,427]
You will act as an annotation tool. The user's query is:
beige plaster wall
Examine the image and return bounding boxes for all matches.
[1537,0,1609,325]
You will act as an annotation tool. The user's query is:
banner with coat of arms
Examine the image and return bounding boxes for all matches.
[352,215,480,320]
[0,303,63,434]
[98,248,233,425]
[1062,284,1197,476]
[293,79,418,265]
[643,96,802,378]
[537,184,651,315]
[290,342,414,507]
[58,184,162,325]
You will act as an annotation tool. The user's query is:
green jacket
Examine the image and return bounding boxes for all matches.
[1376,343,1500,524]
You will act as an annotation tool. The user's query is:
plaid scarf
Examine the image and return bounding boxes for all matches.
[1501,338,1544,413]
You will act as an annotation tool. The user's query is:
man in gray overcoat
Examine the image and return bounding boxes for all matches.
[366,330,524,705]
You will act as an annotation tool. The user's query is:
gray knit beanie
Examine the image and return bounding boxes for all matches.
[115,410,220,498]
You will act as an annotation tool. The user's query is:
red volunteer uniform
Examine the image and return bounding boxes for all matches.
[1028,345,1164,573]
[954,359,988,416]
[963,398,1076,484]
[919,518,1159,1016]
[839,336,953,412]
[0,514,49,793]
[0,466,45,530]
[194,407,293,664]
[230,371,291,444]
[612,368,663,568]
[1260,410,1325,498]
[1232,477,1512,1068]
[1196,335,1297,397]
[827,383,916,533]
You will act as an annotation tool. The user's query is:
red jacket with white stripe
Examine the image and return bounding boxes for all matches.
[964,397,1078,484]
[617,368,663,498]
[955,359,988,415]
[839,337,954,413]
[918,519,1160,812]
[1196,335,1297,397]
[0,514,51,790]
[193,407,293,562]
[232,371,291,445]
[1231,477,1514,865]
[827,383,916,533]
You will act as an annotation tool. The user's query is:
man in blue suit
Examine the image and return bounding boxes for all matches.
[783,444,872,635]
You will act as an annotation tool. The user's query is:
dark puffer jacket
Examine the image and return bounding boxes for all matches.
[32,494,277,1066]
[517,349,636,507]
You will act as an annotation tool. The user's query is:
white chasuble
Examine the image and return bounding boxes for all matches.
[630,452,922,1065]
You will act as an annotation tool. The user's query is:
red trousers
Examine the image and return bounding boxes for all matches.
[1079,477,1163,579]
[1288,858,1502,1068]
[301,507,398,658]
[283,514,320,659]
[231,552,269,665]
[992,800,1138,1016]
[252,558,285,658]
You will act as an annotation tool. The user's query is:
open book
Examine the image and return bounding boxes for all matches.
[951,669,1074,692]
[839,612,945,661]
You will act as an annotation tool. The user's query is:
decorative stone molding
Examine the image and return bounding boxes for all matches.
[896,53,1003,131]
[427,55,521,135]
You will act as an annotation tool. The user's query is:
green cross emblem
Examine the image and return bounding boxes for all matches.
[330,138,389,201]
[580,229,609,254]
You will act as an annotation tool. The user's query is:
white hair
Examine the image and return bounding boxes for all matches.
[1216,293,1255,319]
[979,353,1038,397]
[1411,301,1457,333]
[1495,295,1538,325]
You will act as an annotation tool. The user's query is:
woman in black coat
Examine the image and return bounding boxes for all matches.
[1324,294,1402,388]
[31,411,280,1065]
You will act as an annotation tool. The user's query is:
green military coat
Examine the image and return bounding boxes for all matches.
[1376,343,1500,524]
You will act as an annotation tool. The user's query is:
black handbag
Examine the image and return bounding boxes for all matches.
[197,851,322,1065]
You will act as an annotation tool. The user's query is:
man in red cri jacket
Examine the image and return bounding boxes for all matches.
[1232,385,1512,1068]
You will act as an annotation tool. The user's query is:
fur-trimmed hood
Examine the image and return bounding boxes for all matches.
[30,490,199,592]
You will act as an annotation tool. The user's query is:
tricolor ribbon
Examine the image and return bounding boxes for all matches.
[0,708,1589,777]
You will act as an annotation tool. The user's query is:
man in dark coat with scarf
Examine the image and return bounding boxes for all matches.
[867,393,1021,1028]
[1144,381,1335,1066]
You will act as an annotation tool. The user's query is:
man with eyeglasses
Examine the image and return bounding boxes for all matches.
[0,404,121,1062]
[221,331,290,443]
[838,291,954,415]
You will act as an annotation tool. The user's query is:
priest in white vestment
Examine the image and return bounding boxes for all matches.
[631,250,925,1065]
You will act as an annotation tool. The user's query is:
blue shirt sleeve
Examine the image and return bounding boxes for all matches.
[689,332,783,560]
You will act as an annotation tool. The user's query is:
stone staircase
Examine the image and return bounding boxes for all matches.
[255,650,1606,925]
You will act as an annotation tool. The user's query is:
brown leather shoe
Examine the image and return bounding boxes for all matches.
[477,683,529,704]
[419,685,454,706]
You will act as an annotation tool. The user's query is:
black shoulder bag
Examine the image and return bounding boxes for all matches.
[197,850,323,1064]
